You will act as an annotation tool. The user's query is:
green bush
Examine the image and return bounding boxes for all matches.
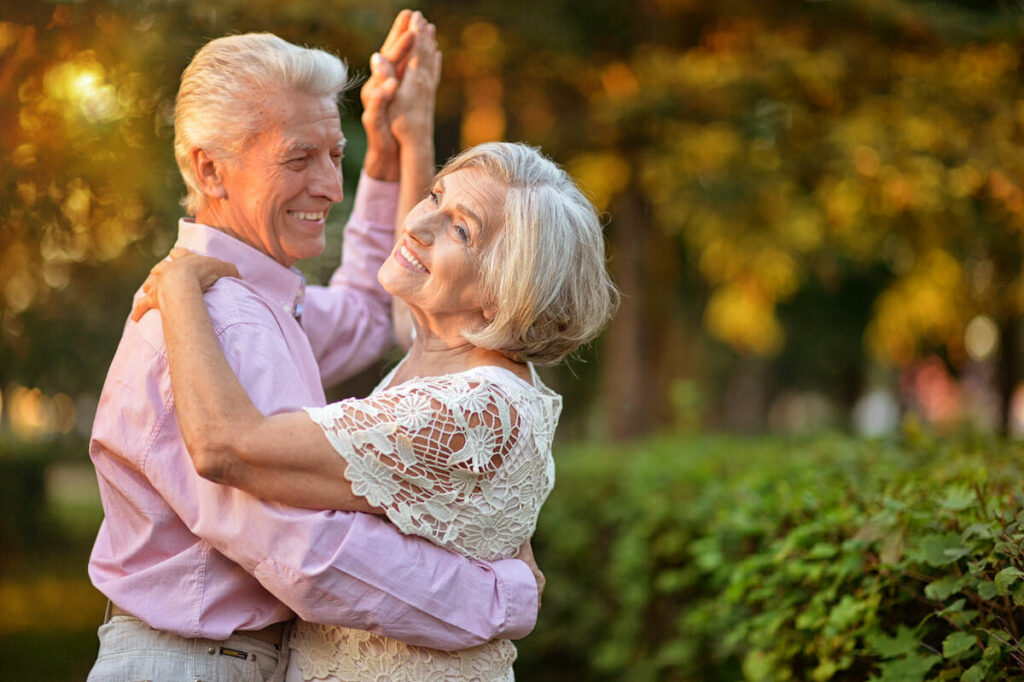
[516,430,1024,681]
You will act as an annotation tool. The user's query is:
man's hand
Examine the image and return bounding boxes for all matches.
[360,10,416,181]
[515,540,545,612]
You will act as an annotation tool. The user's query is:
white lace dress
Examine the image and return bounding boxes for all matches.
[285,362,561,682]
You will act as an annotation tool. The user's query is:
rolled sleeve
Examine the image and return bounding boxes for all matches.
[489,558,539,641]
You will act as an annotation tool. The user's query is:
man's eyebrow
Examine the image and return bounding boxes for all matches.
[283,139,346,155]
[285,143,318,154]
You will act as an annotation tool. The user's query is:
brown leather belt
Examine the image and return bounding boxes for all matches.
[109,604,286,647]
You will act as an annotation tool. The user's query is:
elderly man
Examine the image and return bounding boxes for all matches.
[87,13,540,682]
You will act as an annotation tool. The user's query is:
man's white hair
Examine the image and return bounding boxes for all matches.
[174,33,354,215]
[438,142,619,365]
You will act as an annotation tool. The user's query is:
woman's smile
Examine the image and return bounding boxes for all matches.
[395,240,429,273]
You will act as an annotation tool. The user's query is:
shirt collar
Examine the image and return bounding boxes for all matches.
[175,219,306,319]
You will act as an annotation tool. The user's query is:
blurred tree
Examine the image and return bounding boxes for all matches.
[3,0,1024,441]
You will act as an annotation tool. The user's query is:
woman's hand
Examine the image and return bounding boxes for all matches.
[515,540,546,612]
[387,13,441,351]
[389,12,441,147]
[130,247,240,322]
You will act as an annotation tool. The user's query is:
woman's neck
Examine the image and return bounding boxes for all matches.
[393,325,530,386]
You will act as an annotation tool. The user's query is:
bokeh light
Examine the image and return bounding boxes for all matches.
[965,314,999,361]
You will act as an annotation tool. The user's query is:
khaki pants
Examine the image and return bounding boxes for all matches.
[87,608,290,682]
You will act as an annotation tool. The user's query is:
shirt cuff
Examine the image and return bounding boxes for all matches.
[491,557,539,640]
[353,170,400,228]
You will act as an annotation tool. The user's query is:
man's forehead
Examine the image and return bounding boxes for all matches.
[256,92,344,148]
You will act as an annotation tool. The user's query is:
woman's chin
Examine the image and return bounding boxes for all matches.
[378,266,407,300]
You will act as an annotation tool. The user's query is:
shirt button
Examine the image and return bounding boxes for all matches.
[252,654,259,663]
[207,646,216,655]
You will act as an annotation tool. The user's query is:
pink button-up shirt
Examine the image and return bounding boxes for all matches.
[88,173,537,649]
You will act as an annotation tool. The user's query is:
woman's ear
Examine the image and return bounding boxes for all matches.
[191,148,228,201]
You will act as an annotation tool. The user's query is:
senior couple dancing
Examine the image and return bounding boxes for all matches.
[87,9,616,682]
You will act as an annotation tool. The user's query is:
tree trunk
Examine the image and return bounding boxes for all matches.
[601,182,682,439]
[998,316,1018,436]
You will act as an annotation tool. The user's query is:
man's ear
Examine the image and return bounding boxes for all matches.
[191,148,228,201]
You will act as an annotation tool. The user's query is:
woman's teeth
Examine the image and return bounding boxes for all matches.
[400,244,428,272]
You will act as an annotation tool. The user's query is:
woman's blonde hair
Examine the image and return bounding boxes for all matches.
[438,142,619,365]
[174,33,354,215]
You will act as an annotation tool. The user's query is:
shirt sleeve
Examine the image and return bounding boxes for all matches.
[141,301,537,649]
[304,376,541,561]
[302,171,398,387]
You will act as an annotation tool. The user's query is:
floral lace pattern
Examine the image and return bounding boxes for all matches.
[293,364,560,681]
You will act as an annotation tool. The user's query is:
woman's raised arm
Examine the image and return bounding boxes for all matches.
[388,13,441,349]
[131,250,380,513]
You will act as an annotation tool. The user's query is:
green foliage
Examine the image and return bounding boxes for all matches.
[517,434,1024,680]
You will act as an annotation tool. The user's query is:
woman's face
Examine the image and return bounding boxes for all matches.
[379,167,507,324]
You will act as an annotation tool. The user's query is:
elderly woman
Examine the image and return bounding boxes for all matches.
[133,141,618,681]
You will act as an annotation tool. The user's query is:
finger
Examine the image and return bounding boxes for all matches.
[408,22,437,67]
[362,52,388,104]
[148,263,168,281]
[382,9,412,54]
[369,78,398,113]
[374,52,398,82]
[168,247,190,260]
[130,296,152,322]
[366,52,387,90]
[369,52,384,81]
[363,76,398,122]
[390,31,415,79]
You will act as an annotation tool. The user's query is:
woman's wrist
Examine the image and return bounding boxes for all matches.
[157,267,203,311]
[398,136,435,165]
[393,119,435,149]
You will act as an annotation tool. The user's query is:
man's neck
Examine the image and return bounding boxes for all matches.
[194,207,288,267]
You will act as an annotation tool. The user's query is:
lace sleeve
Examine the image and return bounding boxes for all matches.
[304,373,552,560]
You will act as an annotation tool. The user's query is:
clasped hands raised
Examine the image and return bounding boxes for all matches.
[361,9,442,181]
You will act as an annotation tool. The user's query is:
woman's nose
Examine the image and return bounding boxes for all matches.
[405,216,435,246]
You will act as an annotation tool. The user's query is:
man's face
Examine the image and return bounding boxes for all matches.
[209,90,345,266]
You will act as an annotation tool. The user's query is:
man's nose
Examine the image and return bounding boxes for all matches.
[310,156,344,203]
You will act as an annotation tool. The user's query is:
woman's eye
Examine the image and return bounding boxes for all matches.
[429,190,441,205]
[455,225,469,243]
